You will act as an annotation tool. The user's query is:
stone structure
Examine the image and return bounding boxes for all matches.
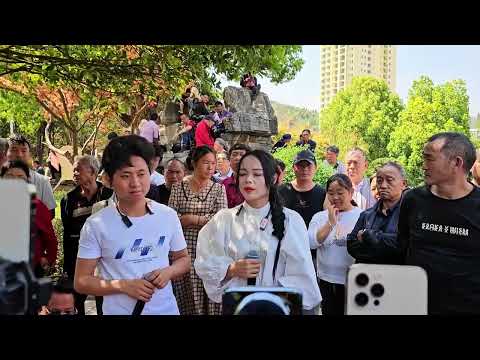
[222,86,278,151]
[157,86,278,165]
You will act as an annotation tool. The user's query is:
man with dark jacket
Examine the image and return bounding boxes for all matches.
[347,162,407,264]
[61,155,113,314]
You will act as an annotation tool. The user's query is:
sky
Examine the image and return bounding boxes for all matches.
[223,45,480,117]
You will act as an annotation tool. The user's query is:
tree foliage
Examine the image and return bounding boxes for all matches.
[319,77,404,161]
[0,88,44,138]
[0,45,304,98]
[387,76,470,185]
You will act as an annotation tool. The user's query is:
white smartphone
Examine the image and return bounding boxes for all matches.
[345,264,428,315]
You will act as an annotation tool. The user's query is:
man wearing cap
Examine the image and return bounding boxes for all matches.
[272,134,292,153]
[194,114,216,148]
[279,149,326,266]
[324,145,346,174]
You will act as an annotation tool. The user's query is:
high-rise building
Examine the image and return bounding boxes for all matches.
[320,45,397,109]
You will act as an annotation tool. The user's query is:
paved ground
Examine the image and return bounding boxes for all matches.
[85,296,97,315]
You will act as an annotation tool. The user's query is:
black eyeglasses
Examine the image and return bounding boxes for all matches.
[48,308,78,316]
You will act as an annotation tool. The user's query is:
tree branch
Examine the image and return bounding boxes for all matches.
[57,88,72,124]
[81,116,104,154]
[44,121,67,156]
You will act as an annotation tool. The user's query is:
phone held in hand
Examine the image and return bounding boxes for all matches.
[345,264,428,315]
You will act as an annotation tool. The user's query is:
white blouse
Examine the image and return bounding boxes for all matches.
[194,201,321,310]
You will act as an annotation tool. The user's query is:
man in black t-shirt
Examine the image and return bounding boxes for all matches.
[279,150,326,266]
[398,132,480,314]
[295,129,317,152]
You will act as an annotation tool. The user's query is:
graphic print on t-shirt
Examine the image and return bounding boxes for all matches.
[421,222,469,236]
[114,235,166,263]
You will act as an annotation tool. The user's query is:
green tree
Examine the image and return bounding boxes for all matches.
[319,77,404,161]
[0,88,43,139]
[0,45,304,97]
[387,76,470,186]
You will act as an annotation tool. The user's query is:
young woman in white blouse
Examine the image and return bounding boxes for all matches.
[308,174,362,315]
[194,150,321,313]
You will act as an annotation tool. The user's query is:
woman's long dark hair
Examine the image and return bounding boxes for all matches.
[236,150,285,242]
[326,173,357,207]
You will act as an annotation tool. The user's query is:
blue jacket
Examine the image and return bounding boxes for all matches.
[347,192,406,265]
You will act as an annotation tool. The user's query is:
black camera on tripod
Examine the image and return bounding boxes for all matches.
[0,180,52,315]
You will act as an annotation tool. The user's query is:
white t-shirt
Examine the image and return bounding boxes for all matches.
[308,207,362,284]
[150,171,165,186]
[30,170,56,210]
[77,200,187,315]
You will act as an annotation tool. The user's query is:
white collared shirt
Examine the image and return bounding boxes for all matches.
[194,201,321,310]
[352,177,377,210]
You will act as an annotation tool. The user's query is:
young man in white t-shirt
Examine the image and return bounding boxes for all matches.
[74,135,190,315]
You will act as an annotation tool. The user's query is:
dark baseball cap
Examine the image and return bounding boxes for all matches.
[294,150,316,165]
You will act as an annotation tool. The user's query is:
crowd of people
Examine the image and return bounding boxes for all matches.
[2,79,480,315]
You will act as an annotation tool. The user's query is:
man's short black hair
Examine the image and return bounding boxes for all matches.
[33,160,41,165]
[0,160,30,179]
[159,144,167,153]
[427,132,476,174]
[214,101,223,107]
[153,143,164,159]
[8,133,31,150]
[149,112,158,121]
[229,143,252,157]
[107,132,118,141]
[327,145,339,155]
[302,129,311,135]
[102,135,155,178]
[53,277,75,295]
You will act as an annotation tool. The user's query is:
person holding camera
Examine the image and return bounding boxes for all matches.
[194,150,321,314]
[74,135,190,315]
[1,160,58,278]
[308,174,362,315]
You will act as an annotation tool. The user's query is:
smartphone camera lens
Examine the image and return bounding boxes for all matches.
[354,292,369,307]
[355,273,369,287]
[371,283,385,297]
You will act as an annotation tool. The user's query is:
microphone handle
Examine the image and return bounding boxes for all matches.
[247,277,256,286]
[132,300,146,316]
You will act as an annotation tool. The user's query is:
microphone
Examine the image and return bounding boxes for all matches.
[246,250,260,286]
[132,298,145,316]
[131,272,153,316]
